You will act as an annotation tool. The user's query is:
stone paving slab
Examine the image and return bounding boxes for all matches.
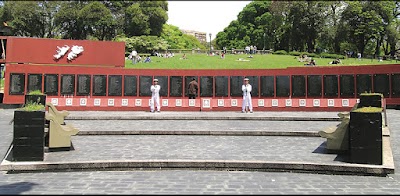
[66,111,342,121]
[70,120,339,136]
[0,109,399,194]
[1,134,394,176]
[0,109,395,176]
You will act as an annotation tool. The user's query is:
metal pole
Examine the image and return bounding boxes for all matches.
[209,33,212,54]
[263,32,266,55]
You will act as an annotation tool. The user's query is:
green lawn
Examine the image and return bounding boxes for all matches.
[125,53,399,69]
[0,70,4,92]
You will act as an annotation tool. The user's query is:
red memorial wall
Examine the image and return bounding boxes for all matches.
[4,63,400,111]
[1,36,125,67]
[2,36,400,111]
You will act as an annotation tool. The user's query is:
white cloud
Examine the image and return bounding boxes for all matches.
[167,1,251,41]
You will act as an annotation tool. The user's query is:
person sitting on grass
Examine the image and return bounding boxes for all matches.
[144,56,151,63]
[180,53,187,60]
[330,58,341,64]
[304,59,316,66]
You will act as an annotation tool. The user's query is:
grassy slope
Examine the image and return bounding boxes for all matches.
[125,53,399,69]
[0,70,3,92]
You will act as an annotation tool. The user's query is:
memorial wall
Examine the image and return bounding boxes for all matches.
[3,64,400,107]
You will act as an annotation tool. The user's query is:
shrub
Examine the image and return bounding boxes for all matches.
[288,51,301,56]
[319,53,345,59]
[19,101,45,111]
[27,90,44,95]
[273,50,288,55]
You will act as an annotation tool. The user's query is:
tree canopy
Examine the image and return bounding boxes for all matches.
[215,1,400,57]
[0,0,205,52]
[0,0,168,40]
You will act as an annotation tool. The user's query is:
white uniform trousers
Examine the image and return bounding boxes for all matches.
[150,95,160,112]
[242,95,253,112]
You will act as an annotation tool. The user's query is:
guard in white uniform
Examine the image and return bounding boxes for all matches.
[150,78,161,113]
[242,78,253,113]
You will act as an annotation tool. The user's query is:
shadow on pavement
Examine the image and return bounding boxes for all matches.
[0,182,38,194]
[312,141,350,162]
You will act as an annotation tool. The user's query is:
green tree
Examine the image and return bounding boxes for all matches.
[383,1,400,56]
[2,1,45,37]
[78,2,116,40]
[160,24,205,49]
[316,1,344,53]
[54,1,88,40]
[339,1,385,56]
[0,0,169,41]
[102,0,134,35]
[139,1,168,36]
[124,3,150,36]
[114,35,169,53]
[286,1,326,53]
[38,1,61,38]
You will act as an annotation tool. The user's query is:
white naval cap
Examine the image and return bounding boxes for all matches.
[153,78,158,82]
[244,78,249,81]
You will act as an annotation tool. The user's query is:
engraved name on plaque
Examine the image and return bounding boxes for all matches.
[93,75,107,96]
[44,74,59,95]
[139,76,152,96]
[76,75,91,96]
[124,75,137,96]
[61,74,75,95]
[9,73,25,95]
[170,76,183,97]
[27,74,42,93]
[215,76,228,97]
[200,76,213,97]
[108,75,122,96]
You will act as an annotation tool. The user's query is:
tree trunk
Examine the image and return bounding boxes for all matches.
[374,35,383,58]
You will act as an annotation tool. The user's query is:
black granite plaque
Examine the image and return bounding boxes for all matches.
[260,76,274,97]
[76,74,91,96]
[44,74,58,96]
[124,75,137,96]
[92,75,106,96]
[170,76,183,97]
[9,73,25,95]
[245,76,259,97]
[169,76,183,97]
[185,76,198,97]
[307,75,322,97]
[108,75,122,96]
[391,74,400,97]
[230,76,242,97]
[324,75,338,97]
[27,74,42,93]
[340,74,355,97]
[61,74,75,95]
[139,76,152,96]
[356,74,372,95]
[215,76,228,97]
[292,75,305,97]
[154,76,168,97]
[276,76,290,97]
[373,74,389,97]
[200,76,213,97]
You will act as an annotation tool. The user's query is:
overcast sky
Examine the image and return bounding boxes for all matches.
[167,1,251,41]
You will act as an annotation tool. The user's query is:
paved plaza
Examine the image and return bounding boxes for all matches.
[0,108,400,194]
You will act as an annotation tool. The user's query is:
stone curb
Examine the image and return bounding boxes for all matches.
[76,130,320,137]
[0,159,394,176]
[66,116,341,121]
